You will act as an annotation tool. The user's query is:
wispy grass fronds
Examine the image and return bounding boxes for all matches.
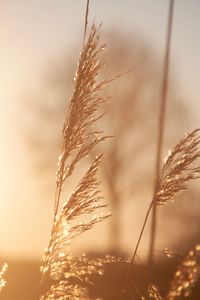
[41,154,110,280]
[0,263,8,293]
[164,248,177,259]
[153,129,200,206]
[40,23,117,300]
[50,253,129,283]
[166,244,200,300]
[163,248,183,259]
[121,130,200,297]
[40,281,89,300]
[148,284,163,300]
[54,24,112,216]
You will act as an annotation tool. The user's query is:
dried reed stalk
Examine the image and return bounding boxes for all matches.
[149,0,175,266]
[53,24,111,218]
[40,24,118,300]
[120,129,200,298]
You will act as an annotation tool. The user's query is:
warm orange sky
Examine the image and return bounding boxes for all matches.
[1,0,200,260]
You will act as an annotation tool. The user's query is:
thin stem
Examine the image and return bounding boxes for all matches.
[83,0,90,44]
[54,163,65,217]
[148,0,175,268]
[136,254,152,286]
[119,202,153,299]
[119,3,175,297]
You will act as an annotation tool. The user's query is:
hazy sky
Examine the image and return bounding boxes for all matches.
[1,0,200,259]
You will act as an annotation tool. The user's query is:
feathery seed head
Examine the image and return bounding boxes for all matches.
[154,129,200,206]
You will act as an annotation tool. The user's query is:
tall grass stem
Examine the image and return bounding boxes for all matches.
[148,0,175,268]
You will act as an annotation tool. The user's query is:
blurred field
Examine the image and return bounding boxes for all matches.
[1,255,200,300]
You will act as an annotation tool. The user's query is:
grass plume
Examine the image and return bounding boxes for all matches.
[54,24,111,217]
[120,129,200,297]
[153,129,200,206]
[40,24,117,300]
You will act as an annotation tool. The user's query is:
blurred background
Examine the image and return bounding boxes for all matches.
[1,0,200,299]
